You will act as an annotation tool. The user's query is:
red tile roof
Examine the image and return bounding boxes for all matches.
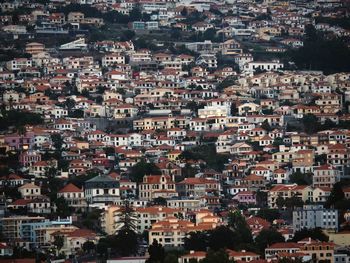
[58,183,83,193]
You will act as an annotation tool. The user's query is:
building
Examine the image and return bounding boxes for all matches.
[84,175,120,205]
[25,42,45,55]
[176,178,220,198]
[313,165,340,188]
[57,183,87,211]
[244,61,283,73]
[59,38,87,50]
[148,214,218,247]
[139,175,177,201]
[292,205,338,232]
[18,183,41,200]
[1,216,46,243]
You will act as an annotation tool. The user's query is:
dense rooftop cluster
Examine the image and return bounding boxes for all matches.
[0,0,350,262]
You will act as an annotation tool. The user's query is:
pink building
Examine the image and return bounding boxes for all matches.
[19,151,41,166]
[233,190,256,205]
[4,132,34,150]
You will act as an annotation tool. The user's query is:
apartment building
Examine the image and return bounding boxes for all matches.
[313,165,340,188]
[57,183,87,211]
[268,184,313,209]
[139,175,177,201]
[1,216,45,242]
[292,205,338,232]
[148,216,218,248]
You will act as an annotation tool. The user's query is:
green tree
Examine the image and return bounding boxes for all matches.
[129,7,142,21]
[114,229,138,256]
[203,28,217,41]
[208,226,236,251]
[184,231,209,251]
[117,199,137,232]
[129,160,161,183]
[147,239,165,263]
[153,197,167,206]
[82,208,102,231]
[255,228,284,254]
[179,145,229,172]
[326,182,345,208]
[227,211,253,246]
[257,209,281,223]
[163,253,178,263]
[284,195,304,210]
[82,241,96,253]
[122,30,135,41]
[112,200,139,256]
[200,249,235,263]
[273,138,284,147]
[51,134,63,151]
[302,114,320,134]
[0,110,43,131]
[289,172,312,185]
[216,76,237,91]
[54,196,72,218]
[288,24,350,74]
[96,237,110,257]
[261,119,272,131]
[292,228,329,242]
[53,235,64,255]
[276,196,285,209]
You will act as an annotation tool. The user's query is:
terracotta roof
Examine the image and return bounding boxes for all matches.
[10,199,31,206]
[268,242,302,249]
[58,183,83,193]
[67,229,96,238]
[19,183,40,189]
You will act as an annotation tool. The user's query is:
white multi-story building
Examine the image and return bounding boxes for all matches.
[101,53,125,67]
[84,175,120,205]
[292,205,338,232]
[6,58,33,71]
[244,61,283,73]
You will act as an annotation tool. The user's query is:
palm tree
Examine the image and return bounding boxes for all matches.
[112,200,139,256]
[116,199,137,232]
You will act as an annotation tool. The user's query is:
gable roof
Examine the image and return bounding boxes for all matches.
[58,183,83,193]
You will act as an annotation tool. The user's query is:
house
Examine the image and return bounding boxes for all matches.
[0,174,28,187]
[51,228,98,257]
[57,183,87,211]
[0,243,13,256]
[102,53,125,67]
[300,241,335,263]
[113,104,138,119]
[18,183,42,200]
[246,216,271,237]
[192,22,213,32]
[148,215,218,247]
[29,160,58,178]
[244,61,283,73]
[196,54,217,69]
[25,42,45,55]
[6,58,33,71]
[139,175,177,201]
[84,175,120,205]
[230,142,253,155]
[265,242,303,261]
[238,103,261,115]
[135,206,183,233]
[313,165,340,188]
[179,251,206,263]
[273,169,289,184]
[177,178,220,198]
[233,191,256,205]
[268,184,313,209]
